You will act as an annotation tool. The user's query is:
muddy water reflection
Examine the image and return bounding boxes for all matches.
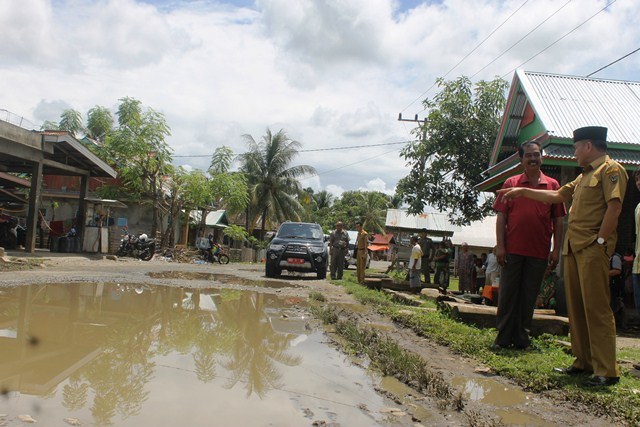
[147,271,298,288]
[0,283,399,426]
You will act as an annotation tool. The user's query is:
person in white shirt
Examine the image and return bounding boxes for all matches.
[485,246,501,286]
[408,235,423,289]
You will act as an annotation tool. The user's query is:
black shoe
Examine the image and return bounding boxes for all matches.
[584,376,619,387]
[554,366,590,375]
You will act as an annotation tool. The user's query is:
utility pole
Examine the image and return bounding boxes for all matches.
[397,113,426,124]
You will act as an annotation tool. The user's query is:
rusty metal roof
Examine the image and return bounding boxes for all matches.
[519,70,640,143]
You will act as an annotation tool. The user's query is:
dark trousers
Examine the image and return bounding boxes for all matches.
[421,258,431,283]
[330,249,346,279]
[435,264,449,289]
[495,253,547,348]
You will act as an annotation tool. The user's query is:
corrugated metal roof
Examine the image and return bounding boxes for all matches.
[519,70,640,143]
[190,209,229,227]
[385,209,454,236]
[449,216,497,249]
[543,143,640,165]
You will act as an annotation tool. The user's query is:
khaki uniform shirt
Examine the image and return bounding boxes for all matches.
[558,155,627,255]
[356,229,368,251]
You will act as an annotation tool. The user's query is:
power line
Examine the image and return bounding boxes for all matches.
[586,46,640,77]
[501,0,617,78]
[172,140,411,158]
[299,146,406,181]
[400,0,530,114]
[470,0,572,79]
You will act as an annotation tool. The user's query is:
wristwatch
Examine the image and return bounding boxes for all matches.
[596,237,606,245]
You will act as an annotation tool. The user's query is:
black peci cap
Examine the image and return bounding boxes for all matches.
[573,126,607,143]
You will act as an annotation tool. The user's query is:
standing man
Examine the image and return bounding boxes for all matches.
[433,241,450,290]
[355,221,368,284]
[419,229,435,285]
[328,221,349,280]
[499,126,627,387]
[493,140,566,350]
[456,243,475,293]
[408,235,423,289]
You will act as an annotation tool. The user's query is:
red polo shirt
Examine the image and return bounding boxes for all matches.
[493,172,566,260]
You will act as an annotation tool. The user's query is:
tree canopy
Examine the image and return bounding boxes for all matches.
[396,76,508,225]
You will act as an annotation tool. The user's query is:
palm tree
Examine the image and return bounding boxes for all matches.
[359,191,390,234]
[313,190,334,210]
[240,129,316,238]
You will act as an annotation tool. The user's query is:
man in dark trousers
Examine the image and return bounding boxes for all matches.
[328,221,349,280]
[419,229,435,285]
[498,126,627,387]
[493,140,565,350]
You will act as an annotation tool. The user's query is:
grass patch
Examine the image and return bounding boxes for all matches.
[308,291,326,302]
[328,271,640,425]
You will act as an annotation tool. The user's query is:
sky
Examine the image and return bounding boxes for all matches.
[1,0,639,199]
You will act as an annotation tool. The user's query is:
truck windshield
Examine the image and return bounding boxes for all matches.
[277,223,323,240]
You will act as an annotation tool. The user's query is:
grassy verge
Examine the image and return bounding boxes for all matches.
[317,270,640,425]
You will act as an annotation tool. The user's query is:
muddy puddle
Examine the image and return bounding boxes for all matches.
[0,283,412,426]
[452,376,554,426]
[147,271,299,288]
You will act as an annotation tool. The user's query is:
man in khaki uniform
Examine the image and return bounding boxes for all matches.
[355,221,368,284]
[498,126,626,387]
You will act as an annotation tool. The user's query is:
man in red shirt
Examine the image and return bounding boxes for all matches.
[492,140,566,350]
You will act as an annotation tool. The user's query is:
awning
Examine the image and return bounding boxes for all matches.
[368,244,389,252]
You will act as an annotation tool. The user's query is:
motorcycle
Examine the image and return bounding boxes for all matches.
[201,242,230,264]
[116,228,156,261]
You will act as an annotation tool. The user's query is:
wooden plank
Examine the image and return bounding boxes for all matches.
[442,301,569,336]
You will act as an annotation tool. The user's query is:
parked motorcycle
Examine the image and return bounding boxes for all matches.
[201,242,230,264]
[116,228,156,261]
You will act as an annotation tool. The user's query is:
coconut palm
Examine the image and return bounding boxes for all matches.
[313,190,334,210]
[240,129,316,237]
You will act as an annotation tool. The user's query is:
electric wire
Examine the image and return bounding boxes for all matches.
[400,0,530,114]
[298,146,407,181]
[586,46,640,77]
[470,0,572,79]
[172,140,410,158]
[502,0,617,78]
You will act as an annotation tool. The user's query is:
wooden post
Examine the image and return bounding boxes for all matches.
[25,161,43,253]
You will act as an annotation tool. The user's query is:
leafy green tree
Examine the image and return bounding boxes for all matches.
[59,108,84,137]
[240,129,315,238]
[325,190,390,233]
[396,76,508,225]
[86,106,114,142]
[40,120,59,131]
[208,146,248,217]
[100,97,172,240]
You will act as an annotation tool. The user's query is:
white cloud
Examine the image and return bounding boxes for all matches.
[362,178,395,195]
[325,184,345,199]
